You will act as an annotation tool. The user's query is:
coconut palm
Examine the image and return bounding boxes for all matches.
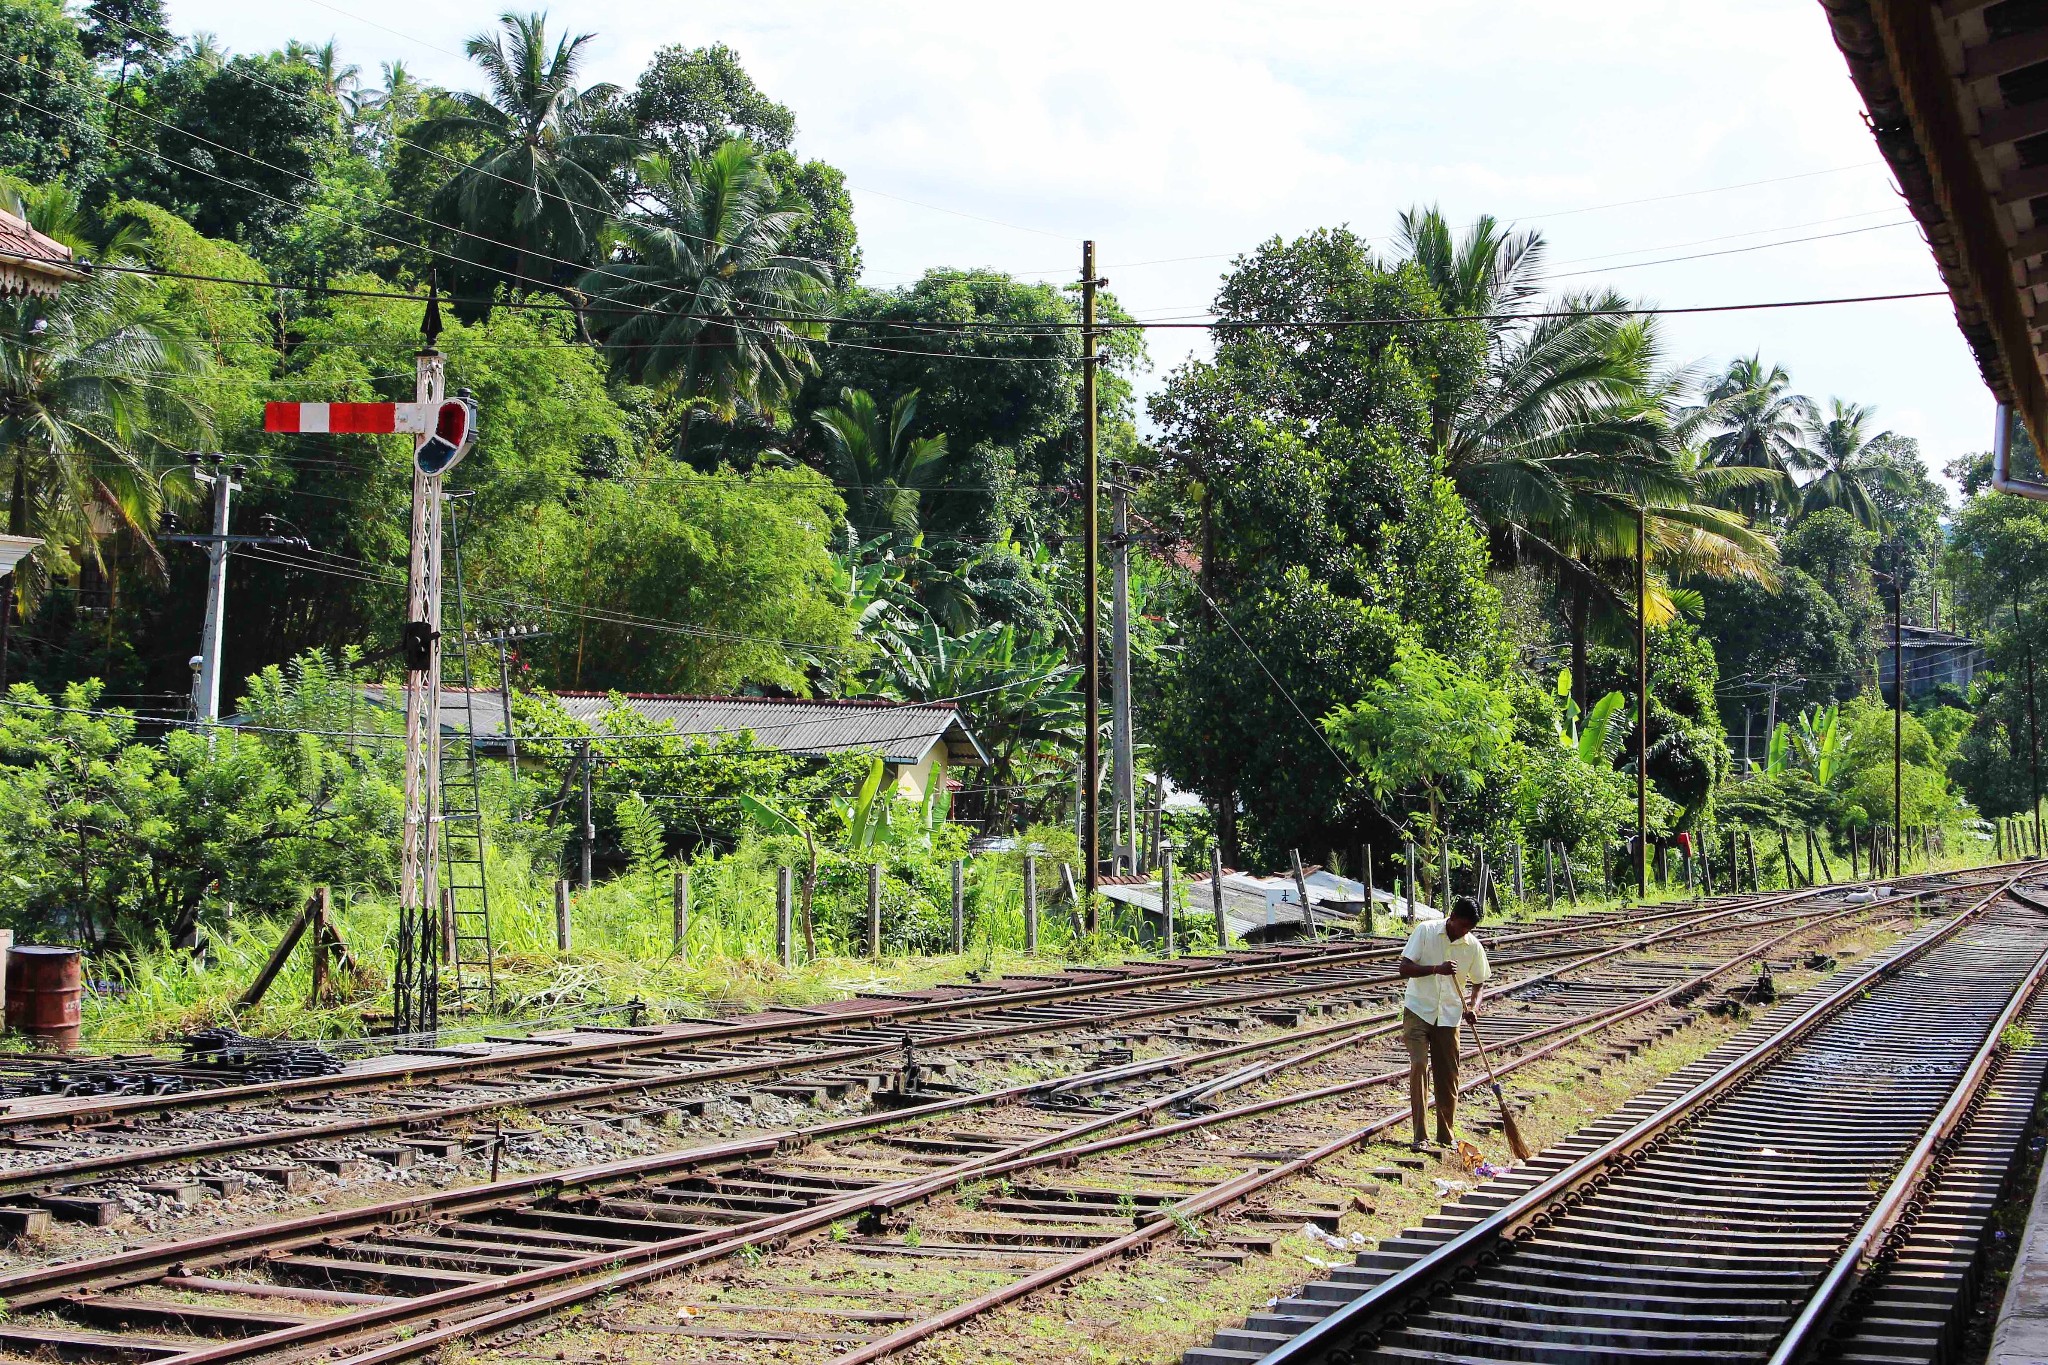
[291,38,361,113]
[580,142,829,435]
[1690,354,1811,518]
[418,11,635,307]
[813,387,951,540]
[1396,212,1775,713]
[0,186,210,677]
[1797,398,1904,530]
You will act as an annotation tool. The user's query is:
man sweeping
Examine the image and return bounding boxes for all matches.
[1397,895,1491,1151]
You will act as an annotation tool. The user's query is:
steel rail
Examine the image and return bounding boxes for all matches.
[147,879,1928,1365]
[0,888,1863,1196]
[783,881,1936,1364]
[1767,905,2048,1361]
[1252,867,2032,1365]
[0,895,1768,1131]
[0,888,1819,1307]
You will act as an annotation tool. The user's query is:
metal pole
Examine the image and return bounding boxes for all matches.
[194,457,239,723]
[1291,848,1318,939]
[2021,596,2044,853]
[395,325,446,1036]
[1081,240,1101,918]
[867,862,882,959]
[579,739,594,891]
[1159,840,1176,956]
[1636,502,1649,899]
[1110,477,1134,874]
[950,858,965,954]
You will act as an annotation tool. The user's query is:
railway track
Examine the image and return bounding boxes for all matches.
[1169,868,2048,1364]
[0,874,1951,1365]
[0,886,1908,1228]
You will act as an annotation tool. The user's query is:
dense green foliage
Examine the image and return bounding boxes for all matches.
[0,4,2016,1026]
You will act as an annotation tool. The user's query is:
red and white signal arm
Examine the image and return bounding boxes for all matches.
[265,398,478,475]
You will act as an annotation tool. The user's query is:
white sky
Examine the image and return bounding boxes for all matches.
[171,0,1990,491]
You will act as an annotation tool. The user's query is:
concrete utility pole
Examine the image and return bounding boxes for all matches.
[1081,240,1104,916]
[195,458,237,722]
[1110,476,1135,874]
[475,622,545,786]
[164,459,308,722]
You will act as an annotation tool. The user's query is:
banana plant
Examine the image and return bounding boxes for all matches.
[1763,720,1792,778]
[1557,670,1628,765]
[1792,703,1850,787]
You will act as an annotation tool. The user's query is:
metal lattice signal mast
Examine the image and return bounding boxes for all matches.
[394,312,447,1037]
[262,280,476,1036]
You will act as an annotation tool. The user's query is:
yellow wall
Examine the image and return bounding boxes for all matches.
[889,749,947,802]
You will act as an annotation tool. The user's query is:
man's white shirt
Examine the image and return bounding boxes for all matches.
[1400,918,1491,1026]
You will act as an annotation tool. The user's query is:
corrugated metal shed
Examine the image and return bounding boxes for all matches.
[1099,868,1439,943]
[353,688,987,767]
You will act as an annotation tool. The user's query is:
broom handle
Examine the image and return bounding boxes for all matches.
[1453,969,1505,1090]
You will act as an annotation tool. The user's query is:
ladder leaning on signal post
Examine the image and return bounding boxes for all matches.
[436,494,495,1018]
[264,288,479,1036]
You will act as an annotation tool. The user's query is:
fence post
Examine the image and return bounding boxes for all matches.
[867,863,882,959]
[1511,843,1525,902]
[1439,842,1452,913]
[310,885,330,1007]
[1362,843,1376,935]
[554,880,571,953]
[1291,848,1318,939]
[1023,850,1039,954]
[1160,839,1177,956]
[673,868,690,958]
[1211,846,1229,946]
[950,859,965,954]
[1404,842,1418,922]
[775,866,792,967]
[1544,842,1556,911]
[441,887,456,964]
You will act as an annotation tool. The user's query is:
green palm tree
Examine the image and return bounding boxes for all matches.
[580,143,828,437]
[813,387,951,540]
[291,38,361,113]
[1691,354,1810,517]
[0,186,210,677]
[1797,398,1904,530]
[1396,211,1774,713]
[419,11,635,307]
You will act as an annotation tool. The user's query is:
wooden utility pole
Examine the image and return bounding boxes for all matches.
[1109,475,1135,873]
[1081,240,1102,919]
[1893,575,1904,878]
[1636,503,1649,899]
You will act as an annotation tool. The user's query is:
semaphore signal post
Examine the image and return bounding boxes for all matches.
[264,285,476,1036]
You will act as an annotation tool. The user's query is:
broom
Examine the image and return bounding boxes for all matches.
[1456,966,1534,1161]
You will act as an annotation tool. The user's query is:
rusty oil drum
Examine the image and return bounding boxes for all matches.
[6,945,82,1048]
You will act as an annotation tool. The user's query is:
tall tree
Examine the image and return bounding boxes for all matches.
[418,11,635,309]
[0,186,210,678]
[0,0,109,186]
[79,0,176,138]
[1693,354,1811,516]
[581,141,828,443]
[1797,398,1904,529]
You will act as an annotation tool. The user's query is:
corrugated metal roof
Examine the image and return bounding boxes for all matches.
[353,688,987,767]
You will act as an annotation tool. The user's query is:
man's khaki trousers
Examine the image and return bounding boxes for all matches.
[1401,1006,1459,1145]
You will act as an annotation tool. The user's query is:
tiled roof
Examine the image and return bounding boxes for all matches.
[0,209,83,300]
